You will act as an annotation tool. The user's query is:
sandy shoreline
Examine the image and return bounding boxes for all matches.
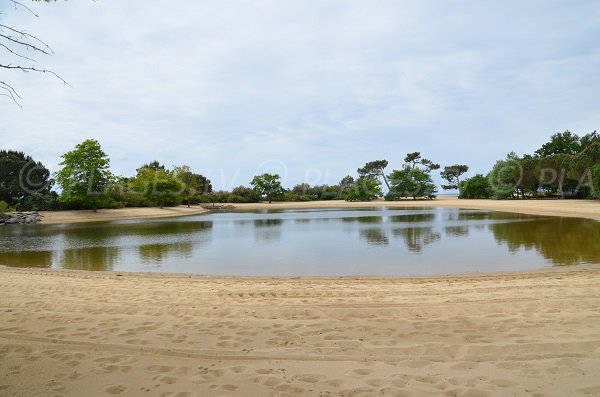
[1,266,600,396]
[40,206,209,224]
[39,196,600,224]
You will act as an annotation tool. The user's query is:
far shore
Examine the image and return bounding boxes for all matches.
[39,195,600,224]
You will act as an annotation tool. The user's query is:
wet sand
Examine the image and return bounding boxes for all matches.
[1,266,600,396]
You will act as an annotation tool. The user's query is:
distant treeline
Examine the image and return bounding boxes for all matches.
[1,130,599,212]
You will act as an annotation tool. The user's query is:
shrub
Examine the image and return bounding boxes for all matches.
[459,174,492,199]
[0,200,10,214]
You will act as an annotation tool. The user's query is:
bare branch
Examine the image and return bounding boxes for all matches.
[0,31,53,55]
[9,0,40,17]
[0,42,37,62]
[0,1,67,106]
[0,64,70,87]
[0,80,23,107]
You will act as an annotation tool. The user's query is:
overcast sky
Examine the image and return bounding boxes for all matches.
[1,0,599,190]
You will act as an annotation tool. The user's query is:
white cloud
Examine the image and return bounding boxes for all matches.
[1,0,599,188]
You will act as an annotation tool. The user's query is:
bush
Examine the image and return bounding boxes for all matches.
[0,200,10,214]
[459,174,492,199]
[15,192,58,211]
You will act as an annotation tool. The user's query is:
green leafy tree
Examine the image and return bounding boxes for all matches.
[440,164,469,190]
[338,175,355,195]
[289,183,314,201]
[174,165,212,207]
[459,174,492,199]
[534,130,581,157]
[517,156,541,198]
[344,177,382,201]
[230,186,261,203]
[251,173,284,203]
[357,160,390,189]
[404,152,440,171]
[592,164,600,199]
[487,152,521,199]
[55,139,112,212]
[386,166,437,200]
[131,163,183,208]
[580,131,600,151]
[537,153,572,199]
[0,150,53,205]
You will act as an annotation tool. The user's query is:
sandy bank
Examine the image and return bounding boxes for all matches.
[38,196,600,224]
[232,195,600,221]
[40,206,209,224]
[1,266,599,396]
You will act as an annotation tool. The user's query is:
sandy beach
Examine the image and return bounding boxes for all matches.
[4,199,599,396]
[40,206,209,224]
[39,196,600,224]
[1,266,600,396]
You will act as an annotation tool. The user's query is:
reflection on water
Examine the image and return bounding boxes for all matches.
[0,208,599,276]
[360,228,389,246]
[490,217,600,265]
[60,246,119,271]
[390,213,435,223]
[392,227,441,253]
[139,242,193,264]
[0,250,52,268]
[445,226,470,238]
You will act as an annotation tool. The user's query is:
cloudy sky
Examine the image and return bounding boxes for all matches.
[1,0,599,190]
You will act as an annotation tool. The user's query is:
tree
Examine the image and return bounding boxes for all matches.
[386,152,439,200]
[440,164,469,191]
[537,153,572,199]
[592,164,600,199]
[338,175,355,194]
[534,130,581,157]
[386,166,437,200]
[131,163,183,208]
[250,173,284,203]
[344,177,382,201]
[459,174,491,199]
[55,139,112,212]
[580,131,600,151]
[174,165,212,207]
[517,156,541,198]
[0,149,53,205]
[487,152,521,199]
[357,160,390,189]
[404,152,440,171]
[1,0,68,106]
[230,186,261,203]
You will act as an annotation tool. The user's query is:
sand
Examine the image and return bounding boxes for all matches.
[231,196,600,221]
[39,196,600,225]
[8,198,600,395]
[41,206,209,224]
[1,266,600,396]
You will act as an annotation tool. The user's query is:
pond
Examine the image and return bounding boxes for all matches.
[0,207,599,276]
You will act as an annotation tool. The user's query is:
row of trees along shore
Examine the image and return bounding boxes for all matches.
[1,131,599,213]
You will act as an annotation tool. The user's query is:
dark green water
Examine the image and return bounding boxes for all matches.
[0,208,599,276]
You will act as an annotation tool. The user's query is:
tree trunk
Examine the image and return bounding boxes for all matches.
[558,170,565,199]
[380,171,391,190]
[187,199,191,208]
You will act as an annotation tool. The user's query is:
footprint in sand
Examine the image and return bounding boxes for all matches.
[105,385,127,395]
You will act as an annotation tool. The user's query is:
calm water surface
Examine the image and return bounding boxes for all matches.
[1,207,599,276]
